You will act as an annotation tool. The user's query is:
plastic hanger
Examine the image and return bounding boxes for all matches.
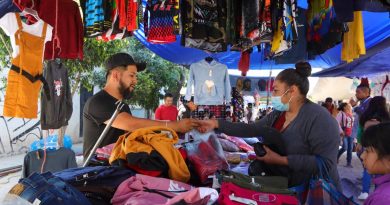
[21,5,40,22]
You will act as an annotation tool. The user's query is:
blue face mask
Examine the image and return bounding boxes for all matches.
[271,89,291,111]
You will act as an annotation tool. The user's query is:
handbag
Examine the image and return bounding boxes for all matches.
[305,157,358,205]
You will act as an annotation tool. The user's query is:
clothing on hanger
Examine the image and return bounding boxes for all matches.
[185,59,231,105]
[0,12,53,118]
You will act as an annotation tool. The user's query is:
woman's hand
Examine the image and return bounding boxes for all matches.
[256,145,288,166]
[197,119,218,133]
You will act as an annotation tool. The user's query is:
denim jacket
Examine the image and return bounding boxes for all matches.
[185,59,231,105]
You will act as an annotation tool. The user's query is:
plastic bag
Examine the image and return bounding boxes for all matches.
[183,133,229,184]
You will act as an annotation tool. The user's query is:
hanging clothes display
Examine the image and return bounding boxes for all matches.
[144,0,178,44]
[84,0,113,38]
[180,0,228,52]
[14,0,84,60]
[341,11,366,63]
[185,59,231,105]
[0,12,53,118]
[40,61,73,130]
[306,0,344,57]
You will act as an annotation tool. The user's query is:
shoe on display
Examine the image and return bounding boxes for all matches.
[358,192,368,200]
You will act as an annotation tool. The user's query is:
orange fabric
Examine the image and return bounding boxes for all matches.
[3,13,47,118]
[109,126,190,183]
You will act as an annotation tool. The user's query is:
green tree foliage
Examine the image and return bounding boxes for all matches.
[126,37,187,112]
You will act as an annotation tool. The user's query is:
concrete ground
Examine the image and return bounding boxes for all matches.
[0,146,370,204]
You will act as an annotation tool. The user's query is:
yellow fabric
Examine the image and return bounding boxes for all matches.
[341,11,366,63]
[3,13,47,118]
[109,126,190,183]
[271,19,283,54]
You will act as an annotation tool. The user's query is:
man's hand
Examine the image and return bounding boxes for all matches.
[256,145,288,166]
[196,120,218,133]
[349,98,357,107]
[173,119,199,133]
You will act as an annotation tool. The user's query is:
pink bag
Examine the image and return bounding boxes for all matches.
[219,182,299,205]
[111,174,218,205]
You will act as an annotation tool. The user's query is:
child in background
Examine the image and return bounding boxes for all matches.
[360,122,390,205]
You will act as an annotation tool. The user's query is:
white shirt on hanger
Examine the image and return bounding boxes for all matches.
[0,12,53,58]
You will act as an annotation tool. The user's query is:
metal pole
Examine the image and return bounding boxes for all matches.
[83,101,125,167]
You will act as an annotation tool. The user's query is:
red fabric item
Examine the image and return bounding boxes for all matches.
[14,0,83,60]
[342,112,353,136]
[126,164,163,177]
[360,78,369,87]
[155,105,178,121]
[178,147,187,161]
[238,51,250,76]
[219,182,299,205]
[273,112,286,132]
[126,0,138,31]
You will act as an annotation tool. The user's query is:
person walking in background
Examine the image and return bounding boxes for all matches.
[322,97,338,117]
[155,93,178,121]
[360,122,390,205]
[336,103,354,167]
[356,96,390,200]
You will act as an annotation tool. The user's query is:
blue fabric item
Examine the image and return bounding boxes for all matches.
[0,0,20,19]
[11,172,91,205]
[337,136,353,164]
[54,166,135,188]
[362,168,372,193]
[313,37,390,77]
[185,59,231,105]
[134,0,390,71]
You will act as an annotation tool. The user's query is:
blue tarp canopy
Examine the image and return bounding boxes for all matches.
[312,37,390,77]
[134,1,390,71]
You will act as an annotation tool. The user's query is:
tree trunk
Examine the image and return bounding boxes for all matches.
[71,71,82,98]
[172,66,186,105]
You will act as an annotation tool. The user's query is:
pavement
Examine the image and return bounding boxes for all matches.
[0,145,370,204]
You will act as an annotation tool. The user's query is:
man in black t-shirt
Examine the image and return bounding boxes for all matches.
[83,53,198,158]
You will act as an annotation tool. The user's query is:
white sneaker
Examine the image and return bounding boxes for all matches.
[358,192,369,200]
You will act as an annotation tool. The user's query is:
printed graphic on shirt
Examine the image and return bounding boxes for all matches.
[54,79,63,97]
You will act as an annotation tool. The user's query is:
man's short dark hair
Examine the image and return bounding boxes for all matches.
[164,93,173,99]
[325,97,333,103]
[357,84,371,95]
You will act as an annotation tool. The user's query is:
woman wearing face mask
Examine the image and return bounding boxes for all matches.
[198,62,341,189]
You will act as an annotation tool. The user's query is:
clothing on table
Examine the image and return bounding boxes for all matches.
[217,100,341,189]
[180,0,228,52]
[0,13,52,118]
[109,127,190,182]
[341,11,365,63]
[0,0,20,19]
[364,174,390,205]
[154,105,178,121]
[22,147,77,178]
[185,59,231,105]
[144,0,178,44]
[82,89,131,158]
[41,61,73,130]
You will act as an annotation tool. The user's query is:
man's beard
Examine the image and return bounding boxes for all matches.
[119,80,134,100]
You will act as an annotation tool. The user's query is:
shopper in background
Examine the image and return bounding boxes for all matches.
[197,61,341,190]
[356,96,390,200]
[336,103,354,167]
[360,122,390,205]
[155,93,178,121]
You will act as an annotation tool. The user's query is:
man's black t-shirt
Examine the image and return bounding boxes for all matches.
[82,90,131,158]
